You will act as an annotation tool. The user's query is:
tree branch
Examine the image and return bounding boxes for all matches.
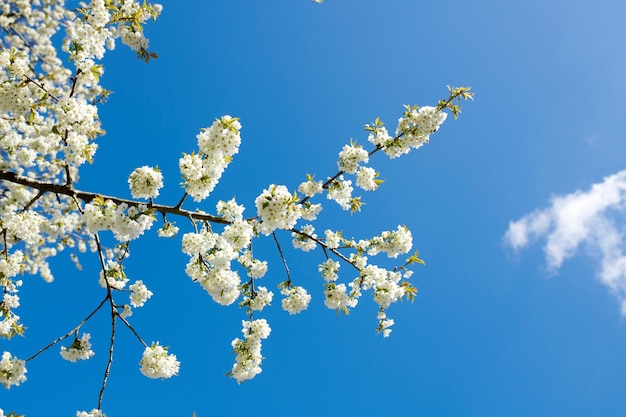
[0,170,230,224]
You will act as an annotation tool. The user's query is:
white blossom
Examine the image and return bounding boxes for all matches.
[324,283,358,311]
[376,311,395,337]
[255,184,302,235]
[128,166,164,199]
[229,319,271,383]
[292,224,317,252]
[356,166,379,191]
[298,178,323,197]
[0,351,27,388]
[318,259,340,281]
[98,261,128,290]
[337,143,369,174]
[129,280,153,307]
[60,333,95,362]
[157,221,179,238]
[281,285,311,315]
[326,177,353,210]
[139,343,180,379]
[249,286,273,311]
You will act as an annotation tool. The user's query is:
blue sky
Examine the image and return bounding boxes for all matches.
[4,0,626,416]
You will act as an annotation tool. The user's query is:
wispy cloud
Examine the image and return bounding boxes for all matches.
[504,169,626,314]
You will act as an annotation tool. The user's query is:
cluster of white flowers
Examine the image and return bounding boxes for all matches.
[0,252,23,338]
[255,184,302,235]
[298,177,324,197]
[83,199,156,242]
[129,280,153,307]
[182,221,254,305]
[139,343,180,379]
[120,304,133,319]
[249,287,274,311]
[337,143,369,174]
[367,125,393,148]
[367,225,413,258]
[280,285,312,315]
[76,409,106,417]
[0,351,27,388]
[98,260,128,290]
[318,259,340,281]
[128,166,164,199]
[358,265,406,309]
[157,221,179,237]
[217,198,245,222]
[239,250,268,278]
[292,224,317,252]
[3,211,44,245]
[301,201,323,221]
[324,282,358,312]
[355,166,380,191]
[60,333,96,362]
[370,105,448,159]
[326,177,354,210]
[324,230,342,249]
[376,311,395,338]
[180,116,242,202]
[229,319,271,383]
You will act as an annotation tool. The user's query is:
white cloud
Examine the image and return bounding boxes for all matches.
[504,169,626,314]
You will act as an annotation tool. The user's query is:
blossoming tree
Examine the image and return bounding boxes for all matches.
[0,0,472,415]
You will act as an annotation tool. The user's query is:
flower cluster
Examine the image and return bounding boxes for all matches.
[83,198,156,242]
[60,333,96,362]
[129,280,153,307]
[318,259,340,281]
[324,282,358,312]
[98,260,128,290]
[139,343,180,379]
[0,351,27,388]
[229,319,271,383]
[182,219,255,305]
[157,221,179,237]
[368,105,448,159]
[249,287,274,312]
[255,184,302,235]
[367,225,413,258]
[358,265,406,309]
[280,285,312,315]
[128,166,164,199]
[180,117,242,202]
[292,225,317,252]
[376,311,395,338]
[337,142,369,174]
[326,176,354,210]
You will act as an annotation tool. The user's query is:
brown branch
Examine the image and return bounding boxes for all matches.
[0,170,230,224]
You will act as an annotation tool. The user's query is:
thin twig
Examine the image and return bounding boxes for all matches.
[117,314,148,347]
[97,300,116,409]
[26,295,109,362]
[272,232,292,285]
[21,190,45,212]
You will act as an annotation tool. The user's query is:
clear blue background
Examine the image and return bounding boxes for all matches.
[3,0,626,415]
